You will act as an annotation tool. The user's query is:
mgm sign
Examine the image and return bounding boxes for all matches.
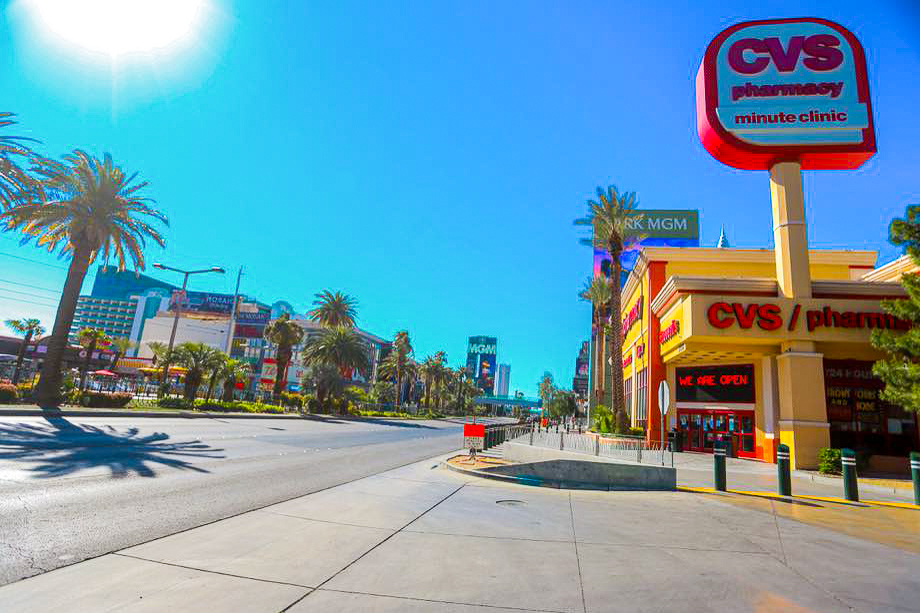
[623,210,699,240]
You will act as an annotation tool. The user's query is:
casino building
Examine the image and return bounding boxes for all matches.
[598,246,919,471]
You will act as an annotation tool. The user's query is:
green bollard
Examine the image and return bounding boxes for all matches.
[911,452,920,507]
[842,448,859,502]
[713,441,727,492]
[777,443,792,496]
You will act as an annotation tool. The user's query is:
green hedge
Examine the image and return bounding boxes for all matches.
[0,383,18,403]
[155,397,286,414]
[78,391,133,408]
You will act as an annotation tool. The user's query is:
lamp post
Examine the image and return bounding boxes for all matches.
[152,263,225,394]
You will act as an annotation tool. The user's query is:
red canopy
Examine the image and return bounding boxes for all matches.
[91,369,117,376]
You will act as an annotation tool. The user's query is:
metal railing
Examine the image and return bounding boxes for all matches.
[509,426,673,467]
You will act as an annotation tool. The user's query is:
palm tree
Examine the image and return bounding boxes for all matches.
[308,290,357,328]
[204,352,229,401]
[381,330,413,408]
[0,113,44,210]
[263,313,304,397]
[146,341,175,384]
[302,363,347,411]
[573,185,641,416]
[421,356,438,409]
[302,326,370,378]
[218,358,250,401]
[1,151,167,407]
[109,337,136,367]
[579,275,615,408]
[77,328,111,392]
[4,318,44,385]
[431,351,448,410]
[173,342,224,402]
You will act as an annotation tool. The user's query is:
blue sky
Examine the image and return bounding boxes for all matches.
[1,1,919,395]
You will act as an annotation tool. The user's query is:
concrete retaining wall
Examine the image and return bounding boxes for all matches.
[489,442,676,490]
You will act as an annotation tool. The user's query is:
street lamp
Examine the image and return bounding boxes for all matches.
[152,263,225,393]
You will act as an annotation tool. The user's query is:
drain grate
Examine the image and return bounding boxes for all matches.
[495,499,526,507]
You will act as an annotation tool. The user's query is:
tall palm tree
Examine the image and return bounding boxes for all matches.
[382,330,413,408]
[579,275,615,408]
[146,341,175,384]
[263,313,304,397]
[1,151,167,407]
[302,326,370,379]
[421,355,438,409]
[0,113,44,210]
[431,350,448,410]
[573,185,641,416]
[76,328,111,392]
[308,290,358,328]
[4,318,44,385]
[173,342,224,401]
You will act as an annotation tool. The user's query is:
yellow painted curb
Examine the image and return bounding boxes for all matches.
[677,486,919,510]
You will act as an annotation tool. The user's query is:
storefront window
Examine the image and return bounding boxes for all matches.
[636,368,648,427]
[825,359,919,457]
[623,377,632,421]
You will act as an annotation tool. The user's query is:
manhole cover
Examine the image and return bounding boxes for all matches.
[495,499,526,507]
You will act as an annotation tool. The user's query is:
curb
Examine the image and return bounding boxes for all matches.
[0,406,452,421]
[0,407,303,419]
[678,485,919,510]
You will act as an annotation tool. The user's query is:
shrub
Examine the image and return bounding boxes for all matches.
[157,397,193,410]
[628,426,645,437]
[193,400,286,414]
[279,391,304,409]
[0,383,18,403]
[80,391,132,408]
[17,383,33,400]
[593,404,613,433]
[818,447,842,475]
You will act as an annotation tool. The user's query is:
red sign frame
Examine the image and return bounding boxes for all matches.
[696,17,876,170]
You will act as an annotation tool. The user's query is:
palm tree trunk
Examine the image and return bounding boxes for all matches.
[12,331,32,386]
[395,366,401,408]
[274,346,290,397]
[206,367,219,400]
[35,244,92,408]
[608,251,625,418]
[424,374,431,409]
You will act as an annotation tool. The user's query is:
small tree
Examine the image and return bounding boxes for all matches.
[4,318,44,385]
[77,328,111,392]
[537,372,555,414]
[872,204,920,414]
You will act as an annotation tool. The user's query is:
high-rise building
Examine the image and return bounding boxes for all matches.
[494,363,511,396]
[573,341,589,398]
[466,335,497,393]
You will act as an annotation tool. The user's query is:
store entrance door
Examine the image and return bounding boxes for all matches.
[678,409,756,458]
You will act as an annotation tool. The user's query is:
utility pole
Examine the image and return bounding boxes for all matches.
[225,266,244,354]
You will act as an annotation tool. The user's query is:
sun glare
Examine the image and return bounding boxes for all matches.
[26,0,205,56]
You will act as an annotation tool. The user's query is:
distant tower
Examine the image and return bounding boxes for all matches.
[717,226,730,248]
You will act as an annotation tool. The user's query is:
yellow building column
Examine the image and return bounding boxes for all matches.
[770,162,830,469]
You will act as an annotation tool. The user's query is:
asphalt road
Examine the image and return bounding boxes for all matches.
[0,413,496,585]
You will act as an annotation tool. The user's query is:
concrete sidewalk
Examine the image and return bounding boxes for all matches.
[3,451,919,612]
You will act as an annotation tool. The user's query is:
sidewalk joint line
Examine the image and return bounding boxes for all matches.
[112,552,314,589]
[569,492,587,613]
[256,509,395,531]
[281,482,468,611]
[401,528,573,544]
[316,587,572,613]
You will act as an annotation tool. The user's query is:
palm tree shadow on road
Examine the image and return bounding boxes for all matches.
[0,414,225,478]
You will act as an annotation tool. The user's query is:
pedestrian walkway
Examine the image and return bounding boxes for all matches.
[2,452,918,612]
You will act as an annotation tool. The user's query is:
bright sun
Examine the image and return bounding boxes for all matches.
[26,0,206,56]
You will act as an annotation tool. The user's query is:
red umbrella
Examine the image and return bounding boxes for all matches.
[91,369,117,376]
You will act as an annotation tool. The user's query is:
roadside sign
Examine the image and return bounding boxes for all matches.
[657,381,670,415]
[463,423,485,451]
